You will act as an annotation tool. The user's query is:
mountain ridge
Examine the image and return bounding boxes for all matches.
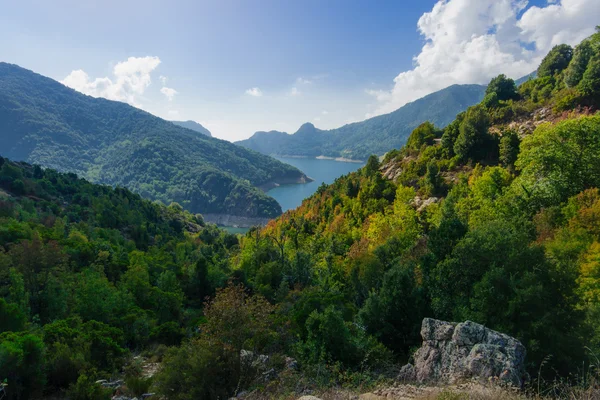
[0,62,309,221]
[236,84,487,159]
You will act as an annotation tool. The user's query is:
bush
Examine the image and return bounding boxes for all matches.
[153,339,238,400]
[45,342,86,391]
[66,373,112,400]
[0,299,25,333]
[0,332,45,400]
[125,375,153,397]
[358,263,427,358]
[297,306,390,368]
[149,322,184,346]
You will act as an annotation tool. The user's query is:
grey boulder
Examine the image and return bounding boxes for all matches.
[400,318,527,387]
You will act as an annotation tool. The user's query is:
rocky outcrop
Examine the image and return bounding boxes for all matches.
[412,196,439,212]
[399,318,527,387]
[380,160,403,181]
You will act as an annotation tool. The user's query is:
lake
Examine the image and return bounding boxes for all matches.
[268,156,364,212]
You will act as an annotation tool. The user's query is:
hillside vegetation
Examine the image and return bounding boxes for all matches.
[237,84,486,160]
[0,63,308,219]
[0,158,242,399]
[1,31,600,400]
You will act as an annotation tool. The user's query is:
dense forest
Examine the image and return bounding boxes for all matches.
[1,30,600,400]
[236,84,486,160]
[0,63,308,219]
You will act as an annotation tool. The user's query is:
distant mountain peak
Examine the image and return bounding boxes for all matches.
[295,122,320,136]
[299,122,315,130]
[237,83,486,159]
[172,120,212,137]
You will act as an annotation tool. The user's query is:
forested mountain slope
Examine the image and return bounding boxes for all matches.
[0,157,241,399]
[228,32,600,393]
[2,32,600,400]
[236,84,486,160]
[0,63,309,219]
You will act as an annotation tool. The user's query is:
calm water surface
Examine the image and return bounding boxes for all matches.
[268,157,364,212]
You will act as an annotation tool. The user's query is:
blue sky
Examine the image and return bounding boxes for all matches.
[1,0,598,141]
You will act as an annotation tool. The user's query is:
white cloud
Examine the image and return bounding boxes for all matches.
[245,87,263,97]
[369,0,600,116]
[296,77,312,85]
[159,75,168,85]
[160,86,178,101]
[290,87,300,96]
[322,110,329,115]
[61,56,162,106]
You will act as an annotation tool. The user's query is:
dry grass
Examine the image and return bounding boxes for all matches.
[244,380,600,400]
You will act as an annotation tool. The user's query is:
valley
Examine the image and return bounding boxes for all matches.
[0,7,599,400]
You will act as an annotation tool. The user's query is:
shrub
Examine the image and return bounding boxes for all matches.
[0,332,45,400]
[66,373,112,400]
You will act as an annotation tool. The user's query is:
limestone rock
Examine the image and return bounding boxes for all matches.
[401,318,526,387]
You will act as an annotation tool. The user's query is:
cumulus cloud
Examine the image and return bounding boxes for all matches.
[245,87,263,97]
[61,56,162,106]
[369,0,600,116]
[160,86,178,101]
[290,87,300,96]
[159,75,168,85]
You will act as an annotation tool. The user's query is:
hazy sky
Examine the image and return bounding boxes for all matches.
[1,0,598,141]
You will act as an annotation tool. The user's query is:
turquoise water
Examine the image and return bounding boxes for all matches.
[268,157,364,212]
[222,226,250,235]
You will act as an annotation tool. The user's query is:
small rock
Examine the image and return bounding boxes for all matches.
[285,356,298,370]
[297,396,322,400]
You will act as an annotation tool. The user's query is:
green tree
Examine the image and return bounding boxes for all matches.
[538,44,573,78]
[578,55,600,98]
[441,113,464,157]
[453,106,491,161]
[406,122,437,151]
[358,263,427,357]
[499,130,520,169]
[8,268,29,319]
[364,155,380,177]
[486,74,518,101]
[564,40,595,87]
[0,299,25,333]
[515,115,600,210]
[0,332,45,400]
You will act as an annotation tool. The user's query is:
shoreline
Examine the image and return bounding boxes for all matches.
[275,154,365,163]
[315,155,365,163]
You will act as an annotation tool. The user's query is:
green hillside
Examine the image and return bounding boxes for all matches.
[0,63,308,219]
[1,31,600,400]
